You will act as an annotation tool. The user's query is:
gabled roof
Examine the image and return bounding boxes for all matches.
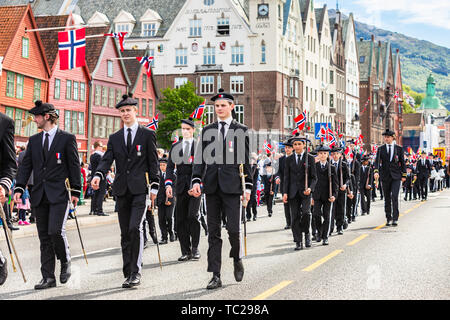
[356,40,375,81]
[299,0,310,22]
[314,7,326,41]
[393,49,402,88]
[283,0,292,36]
[0,5,28,56]
[85,25,111,73]
[35,15,71,69]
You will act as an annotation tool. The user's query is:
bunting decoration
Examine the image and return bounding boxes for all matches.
[136,56,154,78]
[104,32,127,52]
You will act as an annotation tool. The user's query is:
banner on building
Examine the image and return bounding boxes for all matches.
[433,148,446,166]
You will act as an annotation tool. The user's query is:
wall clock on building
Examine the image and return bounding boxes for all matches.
[258,3,269,18]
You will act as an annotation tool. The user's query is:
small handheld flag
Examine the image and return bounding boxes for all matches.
[146,114,159,131]
[190,100,206,119]
[294,111,306,131]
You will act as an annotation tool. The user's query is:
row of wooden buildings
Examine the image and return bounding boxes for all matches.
[0,5,158,162]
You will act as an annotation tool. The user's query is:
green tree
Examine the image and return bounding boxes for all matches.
[156,81,204,150]
[402,100,416,114]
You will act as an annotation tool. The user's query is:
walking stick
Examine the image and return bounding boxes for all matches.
[239,164,248,256]
[65,179,88,265]
[1,210,16,272]
[0,204,26,282]
[145,172,162,270]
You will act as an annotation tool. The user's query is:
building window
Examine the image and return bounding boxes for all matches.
[205,105,214,124]
[330,94,334,108]
[107,60,113,77]
[22,38,29,58]
[6,72,15,97]
[109,88,115,107]
[141,75,147,92]
[115,23,130,35]
[66,80,72,100]
[142,99,147,117]
[72,111,78,134]
[143,23,156,37]
[78,113,84,135]
[283,78,287,96]
[231,45,244,64]
[261,41,266,63]
[73,81,78,101]
[16,75,24,99]
[33,79,41,101]
[148,99,153,117]
[24,111,37,137]
[306,86,308,101]
[217,17,230,36]
[230,76,244,94]
[54,79,61,99]
[200,76,214,94]
[14,109,23,135]
[65,110,71,132]
[175,48,188,66]
[106,117,114,137]
[295,80,299,98]
[101,86,108,106]
[359,56,365,63]
[203,46,215,65]
[290,79,294,97]
[204,0,214,5]
[94,85,101,105]
[189,18,202,37]
[114,117,121,132]
[330,70,334,85]
[80,82,85,101]
[174,77,188,89]
[305,60,308,76]
[234,105,244,124]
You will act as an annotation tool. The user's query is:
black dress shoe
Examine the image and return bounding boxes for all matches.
[96,212,109,216]
[178,254,191,262]
[392,221,398,226]
[268,213,272,217]
[247,218,251,222]
[253,217,257,221]
[322,239,329,245]
[304,233,311,248]
[89,212,94,215]
[60,262,71,284]
[206,276,222,290]
[8,223,19,231]
[284,225,290,230]
[295,242,303,250]
[233,259,244,282]
[386,220,392,226]
[169,234,175,242]
[159,239,168,245]
[316,234,321,243]
[0,258,7,285]
[34,278,56,290]
[338,229,344,235]
[128,273,141,287]
[191,250,201,260]
[122,277,131,288]
[352,217,356,222]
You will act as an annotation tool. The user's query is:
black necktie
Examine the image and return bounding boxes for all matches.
[388,145,392,161]
[127,128,132,153]
[43,133,49,161]
[220,121,226,141]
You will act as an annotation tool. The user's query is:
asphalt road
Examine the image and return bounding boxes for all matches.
[0,189,449,300]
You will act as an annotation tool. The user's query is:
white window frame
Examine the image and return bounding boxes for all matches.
[142,23,157,37]
[230,75,244,94]
[107,60,113,77]
[203,47,215,65]
[234,105,244,124]
[205,104,214,124]
[174,77,188,89]
[231,45,244,64]
[175,48,187,66]
[200,76,214,94]
[189,18,202,37]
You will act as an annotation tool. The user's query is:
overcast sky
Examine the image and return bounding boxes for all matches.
[315,0,450,48]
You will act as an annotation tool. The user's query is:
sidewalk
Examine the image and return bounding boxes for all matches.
[0,198,119,240]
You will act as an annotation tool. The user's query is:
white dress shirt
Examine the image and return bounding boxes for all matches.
[217,116,233,138]
[123,121,139,146]
[295,151,305,164]
[42,125,58,150]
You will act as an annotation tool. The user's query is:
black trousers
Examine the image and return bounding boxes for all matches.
[419,177,428,199]
[246,197,257,220]
[157,202,174,241]
[116,192,147,278]
[346,192,357,221]
[381,178,401,222]
[360,188,371,214]
[404,187,412,200]
[205,189,242,273]
[333,190,346,229]
[143,210,156,243]
[35,193,70,279]
[91,179,106,213]
[313,199,333,240]
[176,192,201,255]
[289,193,311,243]
[265,193,274,214]
[284,202,291,227]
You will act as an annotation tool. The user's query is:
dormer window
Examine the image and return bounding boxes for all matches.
[140,9,162,37]
[143,23,156,37]
[204,0,214,5]
[114,10,136,37]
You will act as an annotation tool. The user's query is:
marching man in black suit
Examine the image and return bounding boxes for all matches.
[374,129,406,226]
[330,146,350,235]
[0,112,18,285]
[416,151,431,201]
[165,118,201,262]
[190,89,253,290]
[91,94,159,288]
[262,162,276,217]
[312,145,338,245]
[14,101,81,289]
[246,157,259,222]
[283,134,317,250]
[359,155,374,215]
[89,141,108,216]
[276,139,294,229]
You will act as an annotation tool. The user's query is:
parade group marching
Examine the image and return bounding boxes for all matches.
[0,90,449,292]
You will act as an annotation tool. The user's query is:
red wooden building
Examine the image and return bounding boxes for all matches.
[85,26,131,155]
[0,4,51,148]
[122,49,158,125]
[36,14,92,162]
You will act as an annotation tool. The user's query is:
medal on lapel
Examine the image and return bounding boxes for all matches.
[189,155,194,164]
[136,145,142,157]
[229,141,234,153]
[56,153,62,164]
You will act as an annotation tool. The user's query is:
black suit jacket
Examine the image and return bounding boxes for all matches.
[191,119,252,195]
[157,170,175,206]
[15,129,81,206]
[283,153,317,199]
[331,159,350,190]
[0,113,17,193]
[359,165,374,191]
[89,152,102,174]
[276,155,286,192]
[416,159,431,179]
[95,125,159,197]
[374,144,406,181]
[347,159,361,192]
[262,174,276,196]
[166,139,196,195]
[313,162,338,201]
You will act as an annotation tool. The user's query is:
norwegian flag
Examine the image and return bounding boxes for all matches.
[294,111,306,131]
[146,114,159,131]
[190,100,206,119]
[58,28,86,70]
[292,128,299,135]
[355,134,364,147]
[136,56,154,78]
[172,134,179,144]
[264,141,273,154]
[372,145,379,155]
[104,32,127,52]
[344,146,354,159]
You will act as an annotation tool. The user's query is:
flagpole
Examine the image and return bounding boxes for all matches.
[25,24,109,33]
[108,57,139,60]
[85,34,108,39]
